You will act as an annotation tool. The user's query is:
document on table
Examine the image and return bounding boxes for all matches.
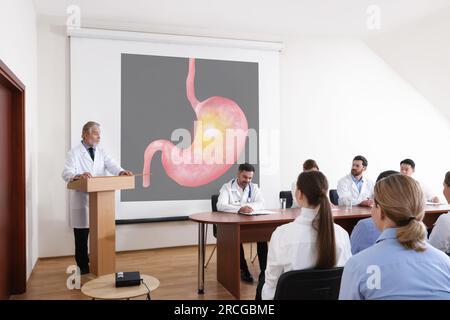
[239,210,279,215]
[426,201,447,206]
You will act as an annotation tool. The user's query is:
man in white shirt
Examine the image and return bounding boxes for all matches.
[217,163,267,283]
[399,158,440,203]
[337,155,374,207]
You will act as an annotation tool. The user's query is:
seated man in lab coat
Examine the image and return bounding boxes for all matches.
[399,158,441,203]
[62,121,133,275]
[217,163,268,284]
[337,155,374,207]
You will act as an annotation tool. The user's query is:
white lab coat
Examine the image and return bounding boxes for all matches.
[417,179,441,202]
[61,143,124,228]
[261,207,352,300]
[337,174,374,206]
[291,181,299,208]
[429,212,450,254]
[217,179,264,213]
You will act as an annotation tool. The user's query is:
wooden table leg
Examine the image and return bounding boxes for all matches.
[217,224,240,300]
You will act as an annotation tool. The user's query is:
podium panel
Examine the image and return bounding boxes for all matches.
[67,176,135,276]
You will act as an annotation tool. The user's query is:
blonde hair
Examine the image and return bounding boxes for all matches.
[81,121,100,138]
[374,174,427,252]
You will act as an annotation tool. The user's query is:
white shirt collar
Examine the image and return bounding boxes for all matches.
[295,207,319,224]
[231,179,249,193]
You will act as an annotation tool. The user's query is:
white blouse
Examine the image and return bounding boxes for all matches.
[261,207,352,300]
[429,212,450,254]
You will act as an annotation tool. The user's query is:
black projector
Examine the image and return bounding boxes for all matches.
[115,271,141,287]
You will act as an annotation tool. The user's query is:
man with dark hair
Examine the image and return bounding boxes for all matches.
[350,170,399,254]
[354,155,368,167]
[217,163,268,284]
[238,162,255,172]
[337,155,374,207]
[400,158,440,203]
[400,158,416,176]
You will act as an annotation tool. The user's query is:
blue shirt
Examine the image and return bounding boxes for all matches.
[351,175,364,194]
[339,228,450,300]
[350,217,381,255]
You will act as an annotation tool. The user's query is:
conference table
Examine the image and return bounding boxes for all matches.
[189,204,450,300]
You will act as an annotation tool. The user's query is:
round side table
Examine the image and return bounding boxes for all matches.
[81,274,159,300]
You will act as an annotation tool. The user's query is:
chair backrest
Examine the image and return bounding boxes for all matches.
[329,189,339,206]
[279,191,293,208]
[211,194,219,238]
[211,194,219,212]
[274,267,344,300]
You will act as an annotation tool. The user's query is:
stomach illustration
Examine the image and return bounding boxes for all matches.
[142,58,248,188]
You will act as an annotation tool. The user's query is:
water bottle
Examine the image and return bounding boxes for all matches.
[280,198,287,211]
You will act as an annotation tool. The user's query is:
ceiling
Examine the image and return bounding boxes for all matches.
[33,0,450,36]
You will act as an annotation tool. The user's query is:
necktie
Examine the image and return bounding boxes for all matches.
[88,147,95,161]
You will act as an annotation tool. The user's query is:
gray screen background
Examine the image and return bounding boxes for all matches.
[121,54,259,201]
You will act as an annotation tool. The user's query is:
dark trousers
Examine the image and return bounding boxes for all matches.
[255,275,265,300]
[73,228,89,271]
[240,242,268,273]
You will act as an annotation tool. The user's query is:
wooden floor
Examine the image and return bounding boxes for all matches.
[11,244,261,300]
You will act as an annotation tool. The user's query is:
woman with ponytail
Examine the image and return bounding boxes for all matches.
[260,171,351,300]
[339,174,450,299]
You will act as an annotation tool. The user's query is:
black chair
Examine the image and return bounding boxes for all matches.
[205,195,219,268]
[329,189,339,206]
[274,267,344,300]
[279,191,293,208]
[211,195,219,237]
[211,194,219,212]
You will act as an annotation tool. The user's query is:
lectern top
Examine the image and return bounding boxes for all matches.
[67,175,135,192]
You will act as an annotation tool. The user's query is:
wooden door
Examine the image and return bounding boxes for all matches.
[0,59,26,299]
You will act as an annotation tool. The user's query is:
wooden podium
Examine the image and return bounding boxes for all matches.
[67,176,135,276]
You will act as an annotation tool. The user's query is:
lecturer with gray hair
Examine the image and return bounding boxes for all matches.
[62,121,133,275]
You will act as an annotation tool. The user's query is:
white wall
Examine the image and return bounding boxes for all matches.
[279,37,450,194]
[366,6,450,122]
[0,0,39,278]
[36,20,75,258]
[37,16,450,258]
[37,19,219,258]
